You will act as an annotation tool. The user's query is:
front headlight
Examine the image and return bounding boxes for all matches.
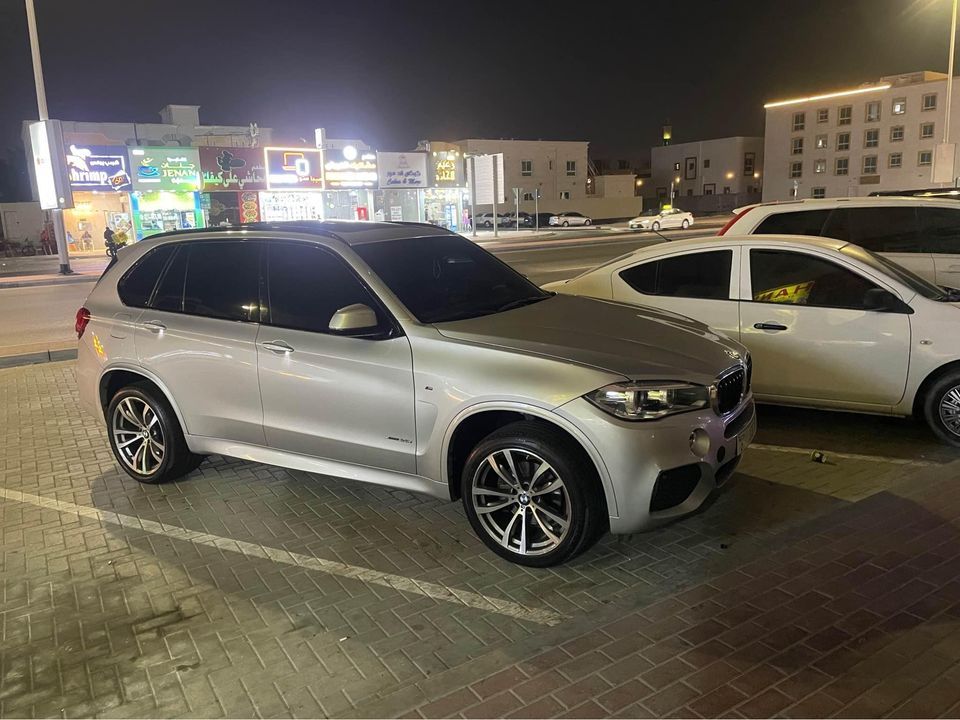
[585,381,710,421]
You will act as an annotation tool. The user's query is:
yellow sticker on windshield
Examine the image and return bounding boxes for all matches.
[754,280,815,304]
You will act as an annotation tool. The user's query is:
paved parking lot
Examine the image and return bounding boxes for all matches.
[3,361,960,718]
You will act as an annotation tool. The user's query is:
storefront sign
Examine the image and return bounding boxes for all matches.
[200,147,267,191]
[66,144,132,191]
[377,152,428,188]
[325,146,378,188]
[130,147,202,191]
[264,147,325,190]
[29,120,73,209]
[240,191,261,223]
[432,150,464,188]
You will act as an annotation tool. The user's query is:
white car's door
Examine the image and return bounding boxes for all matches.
[739,246,911,407]
[918,206,960,288]
[611,247,741,338]
[664,210,682,228]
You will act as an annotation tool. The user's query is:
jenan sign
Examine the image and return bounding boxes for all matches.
[130,147,202,192]
[265,147,325,190]
[66,144,132,191]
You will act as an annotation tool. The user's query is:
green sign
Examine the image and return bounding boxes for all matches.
[129,147,202,192]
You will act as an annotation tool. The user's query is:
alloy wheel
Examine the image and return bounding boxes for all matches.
[471,448,571,556]
[939,385,960,437]
[112,396,165,476]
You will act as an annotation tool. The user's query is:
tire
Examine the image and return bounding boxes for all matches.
[107,382,204,483]
[585,219,592,226]
[460,421,606,567]
[652,221,661,232]
[484,220,492,228]
[681,219,690,229]
[562,221,570,227]
[923,371,960,447]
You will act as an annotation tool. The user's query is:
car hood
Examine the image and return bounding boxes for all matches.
[434,294,745,384]
[630,216,656,223]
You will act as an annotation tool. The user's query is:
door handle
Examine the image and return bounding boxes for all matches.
[260,340,295,354]
[141,319,166,333]
[754,322,788,332]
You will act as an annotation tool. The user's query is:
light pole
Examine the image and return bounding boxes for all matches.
[946,0,958,148]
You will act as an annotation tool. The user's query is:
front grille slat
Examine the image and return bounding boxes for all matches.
[715,365,746,415]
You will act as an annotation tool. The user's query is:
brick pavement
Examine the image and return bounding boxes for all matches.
[2,361,959,718]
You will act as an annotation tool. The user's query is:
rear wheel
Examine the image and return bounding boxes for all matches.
[681,219,690,229]
[107,383,204,483]
[585,219,592,226]
[461,421,605,567]
[652,221,661,231]
[562,220,570,227]
[924,371,960,447]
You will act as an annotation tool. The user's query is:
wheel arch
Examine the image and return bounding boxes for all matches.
[441,402,616,517]
[98,364,188,432]
[913,359,960,417]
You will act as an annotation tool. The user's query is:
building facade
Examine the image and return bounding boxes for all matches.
[650,136,764,206]
[762,71,957,201]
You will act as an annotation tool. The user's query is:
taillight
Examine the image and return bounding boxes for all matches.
[717,207,753,236]
[75,307,91,339]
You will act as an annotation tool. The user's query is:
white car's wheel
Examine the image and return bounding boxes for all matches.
[585,219,592,226]
[924,371,960,446]
[652,221,661,232]
[681,219,690,229]
[562,221,570,227]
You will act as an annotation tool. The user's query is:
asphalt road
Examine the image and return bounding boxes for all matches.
[0,282,92,356]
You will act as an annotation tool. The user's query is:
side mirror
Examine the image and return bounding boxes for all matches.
[329,303,379,334]
[863,288,909,313]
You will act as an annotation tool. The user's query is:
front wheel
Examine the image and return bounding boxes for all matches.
[484,221,492,228]
[585,219,592,226]
[562,221,570,227]
[461,421,605,567]
[681,219,690,229]
[924,372,960,446]
[652,221,661,231]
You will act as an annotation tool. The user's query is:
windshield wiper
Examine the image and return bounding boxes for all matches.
[495,295,551,313]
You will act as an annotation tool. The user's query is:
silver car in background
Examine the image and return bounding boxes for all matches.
[76,221,754,566]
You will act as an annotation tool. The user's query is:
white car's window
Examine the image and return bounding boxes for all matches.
[619,250,733,300]
[918,208,960,253]
[753,209,831,235]
[749,249,879,310]
[821,207,923,253]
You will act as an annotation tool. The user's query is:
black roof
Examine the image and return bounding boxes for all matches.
[143,220,455,245]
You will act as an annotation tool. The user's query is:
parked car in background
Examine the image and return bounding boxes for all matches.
[77,221,754,566]
[533,212,555,228]
[549,211,592,227]
[503,211,534,228]
[544,234,960,446]
[629,207,694,231]
[475,212,511,228]
[720,196,960,287]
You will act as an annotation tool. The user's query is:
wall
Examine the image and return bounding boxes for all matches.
[0,202,46,244]
[651,137,764,202]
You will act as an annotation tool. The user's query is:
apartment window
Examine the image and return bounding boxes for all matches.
[816,134,828,149]
[923,93,938,111]
[723,187,731,194]
[791,137,804,155]
[522,192,534,201]
[792,112,805,131]
[617,160,630,170]
[890,125,905,142]
[520,160,532,176]
[835,157,849,175]
[789,161,803,178]
[865,101,881,122]
[703,158,711,168]
[811,187,826,199]
[888,152,903,168]
[839,105,853,125]
[921,122,935,139]
[548,160,553,170]
[862,155,878,175]
[814,159,826,174]
[836,132,850,151]
[919,150,933,166]
[892,97,906,115]
[743,152,756,175]
[559,190,570,200]
[817,108,829,123]
[864,129,879,148]
[565,160,576,176]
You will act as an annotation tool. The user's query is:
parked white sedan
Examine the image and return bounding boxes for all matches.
[629,208,694,231]
[549,212,592,227]
[544,234,960,445]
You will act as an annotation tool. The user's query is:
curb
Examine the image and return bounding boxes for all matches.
[0,347,78,369]
[0,275,98,290]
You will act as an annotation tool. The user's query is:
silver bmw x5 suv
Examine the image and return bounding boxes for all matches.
[77,221,755,566]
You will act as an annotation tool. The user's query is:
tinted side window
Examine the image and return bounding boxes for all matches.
[750,249,878,310]
[151,246,188,312]
[821,207,921,252]
[619,250,733,300]
[266,243,382,334]
[117,244,175,307]
[919,207,960,253]
[753,209,831,236]
[182,242,261,322]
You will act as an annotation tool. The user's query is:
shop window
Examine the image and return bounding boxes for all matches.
[559,191,570,200]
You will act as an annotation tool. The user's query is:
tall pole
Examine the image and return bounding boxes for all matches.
[946,0,958,146]
[492,155,499,239]
[515,187,520,232]
[25,0,71,274]
[534,188,539,233]
[469,155,477,238]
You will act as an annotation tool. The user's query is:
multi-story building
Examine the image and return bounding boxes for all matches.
[763,70,954,201]
[650,136,763,210]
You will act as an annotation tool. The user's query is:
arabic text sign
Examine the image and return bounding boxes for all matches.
[265,147,325,190]
[130,147,202,191]
[66,144,132,191]
[433,151,465,187]
[377,152,428,188]
[200,147,267,191]
[325,148,378,188]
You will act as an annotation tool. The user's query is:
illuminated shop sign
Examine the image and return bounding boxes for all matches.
[377,152,428,188]
[66,144,132,191]
[129,147,202,191]
[264,147,325,190]
[29,120,73,209]
[324,145,378,188]
[432,150,464,187]
[200,147,267,191]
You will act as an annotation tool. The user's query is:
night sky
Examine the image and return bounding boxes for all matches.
[0,0,957,169]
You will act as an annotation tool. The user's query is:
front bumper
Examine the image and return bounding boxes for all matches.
[555,395,756,534]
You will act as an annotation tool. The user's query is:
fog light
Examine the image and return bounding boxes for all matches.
[689,428,710,458]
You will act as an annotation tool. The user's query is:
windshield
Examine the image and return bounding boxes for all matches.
[353,235,550,323]
[840,244,945,300]
[640,209,659,216]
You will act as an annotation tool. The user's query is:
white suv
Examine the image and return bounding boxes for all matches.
[720,197,960,288]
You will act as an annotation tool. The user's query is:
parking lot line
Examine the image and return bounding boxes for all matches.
[751,442,942,467]
[0,486,565,627]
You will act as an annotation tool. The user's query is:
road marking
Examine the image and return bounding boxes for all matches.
[750,442,942,467]
[0,487,565,627]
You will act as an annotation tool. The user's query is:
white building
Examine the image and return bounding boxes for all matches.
[650,136,764,207]
[763,70,957,201]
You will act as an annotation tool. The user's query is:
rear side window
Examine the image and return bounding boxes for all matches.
[753,209,831,236]
[918,207,960,253]
[619,250,733,300]
[117,245,175,307]
[821,207,922,252]
[151,246,188,312]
